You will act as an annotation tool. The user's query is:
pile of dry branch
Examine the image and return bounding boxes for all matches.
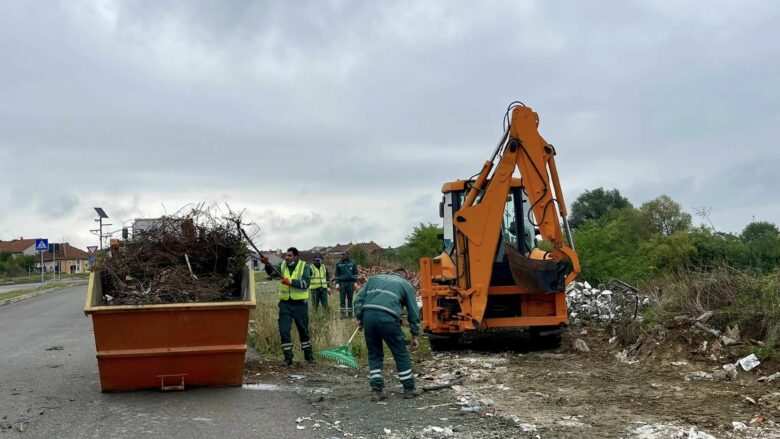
[96,207,250,305]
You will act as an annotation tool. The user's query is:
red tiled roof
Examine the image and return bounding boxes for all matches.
[0,239,36,253]
[40,243,90,262]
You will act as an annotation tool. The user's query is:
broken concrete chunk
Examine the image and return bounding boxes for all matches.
[720,335,738,346]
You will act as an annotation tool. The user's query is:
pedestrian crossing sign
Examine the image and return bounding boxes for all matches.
[35,238,49,252]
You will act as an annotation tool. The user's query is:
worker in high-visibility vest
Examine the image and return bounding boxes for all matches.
[309,254,330,310]
[262,247,314,366]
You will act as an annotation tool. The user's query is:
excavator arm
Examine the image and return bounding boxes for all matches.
[451,104,580,328]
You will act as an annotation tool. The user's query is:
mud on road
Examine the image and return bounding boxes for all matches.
[244,329,780,438]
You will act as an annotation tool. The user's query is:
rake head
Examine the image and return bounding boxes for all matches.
[314,345,359,369]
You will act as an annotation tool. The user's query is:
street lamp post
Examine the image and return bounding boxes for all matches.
[93,208,110,251]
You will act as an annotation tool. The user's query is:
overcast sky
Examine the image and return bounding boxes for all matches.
[1,0,778,251]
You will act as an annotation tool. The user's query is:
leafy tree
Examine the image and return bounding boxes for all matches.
[741,221,780,273]
[573,208,654,285]
[641,231,697,271]
[399,223,443,267]
[640,195,692,236]
[349,245,369,266]
[569,187,632,229]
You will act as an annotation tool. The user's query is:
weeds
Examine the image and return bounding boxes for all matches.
[632,265,780,350]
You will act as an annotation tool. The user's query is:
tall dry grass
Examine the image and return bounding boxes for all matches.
[248,280,369,361]
[640,265,780,347]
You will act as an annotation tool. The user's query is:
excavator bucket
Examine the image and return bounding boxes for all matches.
[504,242,568,294]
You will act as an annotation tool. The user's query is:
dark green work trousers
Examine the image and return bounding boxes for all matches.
[278,299,313,361]
[310,287,329,309]
[363,309,415,391]
[338,282,355,317]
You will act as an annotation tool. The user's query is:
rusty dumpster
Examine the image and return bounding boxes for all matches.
[84,267,256,392]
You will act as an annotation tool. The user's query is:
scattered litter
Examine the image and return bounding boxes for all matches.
[695,311,713,323]
[750,415,766,427]
[743,395,756,404]
[671,361,688,367]
[737,354,761,371]
[573,339,590,353]
[289,374,305,380]
[732,421,747,431]
[684,371,713,381]
[18,422,28,432]
[616,349,638,365]
[757,372,780,382]
[693,321,721,337]
[45,346,64,351]
[383,427,391,434]
[296,425,305,430]
[723,363,738,380]
[720,335,737,346]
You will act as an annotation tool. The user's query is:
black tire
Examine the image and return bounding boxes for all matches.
[428,334,462,351]
[529,326,562,349]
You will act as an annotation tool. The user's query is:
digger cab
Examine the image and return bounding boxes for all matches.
[440,178,537,287]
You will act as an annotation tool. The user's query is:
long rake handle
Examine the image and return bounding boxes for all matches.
[346,326,361,345]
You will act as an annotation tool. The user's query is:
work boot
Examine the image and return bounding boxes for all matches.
[370,390,386,402]
[305,356,316,364]
[282,358,293,367]
[402,388,423,399]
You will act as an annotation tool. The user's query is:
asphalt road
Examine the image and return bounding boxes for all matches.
[0,285,320,439]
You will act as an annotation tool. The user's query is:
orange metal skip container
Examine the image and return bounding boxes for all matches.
[84,268,256,392]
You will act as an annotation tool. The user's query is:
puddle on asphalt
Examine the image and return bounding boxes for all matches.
[242,383,332,394]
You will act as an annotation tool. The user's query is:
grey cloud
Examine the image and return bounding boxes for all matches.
[1,0,779,248]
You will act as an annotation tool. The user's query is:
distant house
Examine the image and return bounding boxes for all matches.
[0,238,38,256]
[248,251,283,270]
[36,243,90,274]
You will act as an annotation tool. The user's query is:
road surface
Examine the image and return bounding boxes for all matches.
[0,284,319,438]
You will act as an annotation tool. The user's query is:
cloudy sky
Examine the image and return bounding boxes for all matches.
[1,0,778,251]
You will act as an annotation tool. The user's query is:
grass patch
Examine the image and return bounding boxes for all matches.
[248,280,430,366]
[0,282,78,302]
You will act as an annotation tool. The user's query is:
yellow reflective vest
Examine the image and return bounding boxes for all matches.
[279,260,309,300]
[310,264,329,289]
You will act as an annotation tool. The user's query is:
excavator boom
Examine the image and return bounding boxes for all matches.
[420,103,579,346]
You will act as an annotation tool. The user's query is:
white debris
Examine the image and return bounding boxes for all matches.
[384,427,392,434]
[671,361,688,367]
[732,421,748,431]
[573,339,590,353]
[738,353,761,371]
[632,423,716,439]
[684,371,714,381]
[757,371,780,382]
[695,311,714,323]
[566,281,649,325]
[722,363,738,380]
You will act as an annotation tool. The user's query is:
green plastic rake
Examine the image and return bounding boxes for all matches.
[315,326,361,369]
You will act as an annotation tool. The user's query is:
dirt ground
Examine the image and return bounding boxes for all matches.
[244,328,780,438]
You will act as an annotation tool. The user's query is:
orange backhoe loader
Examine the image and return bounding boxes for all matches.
[419,102,580,349]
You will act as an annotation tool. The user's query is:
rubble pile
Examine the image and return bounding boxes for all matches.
[97,207,249,305]
[354,266,420,292]
[566,279,650,325]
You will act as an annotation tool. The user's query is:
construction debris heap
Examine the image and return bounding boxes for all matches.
[96,208,249,305]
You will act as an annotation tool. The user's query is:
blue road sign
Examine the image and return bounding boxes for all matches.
[35,239,49,252]
[88,255,96,264]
